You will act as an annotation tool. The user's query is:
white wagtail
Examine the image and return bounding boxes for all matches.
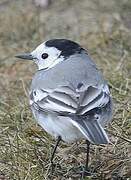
[16,39,113,176]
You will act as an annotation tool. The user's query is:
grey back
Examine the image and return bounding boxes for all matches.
[31,52,105,91]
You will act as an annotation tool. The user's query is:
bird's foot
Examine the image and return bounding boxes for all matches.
[50,162,61,174]
[50,162,55,173]
[79,166,92,178]
[81,170,92,178]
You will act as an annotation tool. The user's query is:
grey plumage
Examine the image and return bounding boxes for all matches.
[31,53,104,90]
[30,51,113,144]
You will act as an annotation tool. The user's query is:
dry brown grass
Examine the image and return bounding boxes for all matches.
[0,0,131,179]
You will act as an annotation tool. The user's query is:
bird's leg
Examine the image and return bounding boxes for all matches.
[50,136,61,172]
[81,140,91,178]
[85,140,90,172]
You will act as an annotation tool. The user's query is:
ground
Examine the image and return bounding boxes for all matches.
[0,0,131,179]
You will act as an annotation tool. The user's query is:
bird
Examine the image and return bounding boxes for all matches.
[16,39,113,177]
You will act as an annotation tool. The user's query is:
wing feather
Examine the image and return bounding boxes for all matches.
[49,91,78,108]
[30,85,110,115]
[79,91,109,115]
[70,117,109,144]
[80,86,102,106]
[30,84,111,144]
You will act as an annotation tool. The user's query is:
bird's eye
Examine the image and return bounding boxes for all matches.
[41,53,48,59]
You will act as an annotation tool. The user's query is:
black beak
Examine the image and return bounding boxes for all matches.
[15,53,33,60]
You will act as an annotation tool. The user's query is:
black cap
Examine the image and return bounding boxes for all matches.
[45,39,84,57]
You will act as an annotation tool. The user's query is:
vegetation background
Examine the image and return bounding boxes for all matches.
[0,0,131,179]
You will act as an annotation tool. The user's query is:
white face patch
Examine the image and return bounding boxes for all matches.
[31,43,64,70]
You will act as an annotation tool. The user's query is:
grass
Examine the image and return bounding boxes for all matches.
[0,0,131,179]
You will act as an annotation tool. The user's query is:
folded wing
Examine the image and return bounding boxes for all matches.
[30,84,111,144]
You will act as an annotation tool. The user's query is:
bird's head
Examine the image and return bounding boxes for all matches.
[15,39,84,70]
